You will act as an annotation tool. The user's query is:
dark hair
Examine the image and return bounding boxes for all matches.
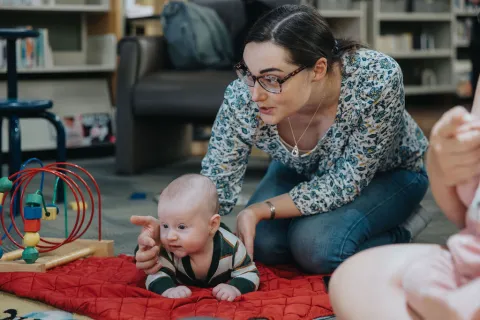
[245,4,366,72]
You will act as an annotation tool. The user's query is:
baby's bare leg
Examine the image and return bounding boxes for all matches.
[329,244,443,320]
[444,277,480,320]
[403,247,459,320]
[448,232,480,283]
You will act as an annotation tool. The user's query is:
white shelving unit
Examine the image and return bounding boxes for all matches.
[452,0,479,98]
[368,0,457,96]
[0,4,109,12]
[378,12,452,21]
[0,0,117,152]
[301,0,368,43]
[0,0,116,75]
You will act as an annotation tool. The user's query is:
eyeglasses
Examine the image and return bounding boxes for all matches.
[234,62,306,94]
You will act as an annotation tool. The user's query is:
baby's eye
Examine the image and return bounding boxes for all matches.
[178,224,186,230]
[162,224,168,229]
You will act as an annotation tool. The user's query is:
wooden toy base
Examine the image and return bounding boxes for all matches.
[0,238,114,272]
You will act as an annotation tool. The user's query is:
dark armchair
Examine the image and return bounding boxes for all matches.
[115,0,299,174]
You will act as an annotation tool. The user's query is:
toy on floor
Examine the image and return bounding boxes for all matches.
[0,158,113,272]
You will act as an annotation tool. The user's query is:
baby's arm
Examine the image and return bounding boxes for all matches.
[145,247,191,298]
[442,275,480,320]
[228,240,260,294]
[212,240,260,301]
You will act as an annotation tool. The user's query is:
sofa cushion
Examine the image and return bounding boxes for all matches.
[133,70,238,119]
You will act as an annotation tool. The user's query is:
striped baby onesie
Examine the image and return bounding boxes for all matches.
[146,227,260,294]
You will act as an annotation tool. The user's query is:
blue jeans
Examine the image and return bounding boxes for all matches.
[247,160,429,274]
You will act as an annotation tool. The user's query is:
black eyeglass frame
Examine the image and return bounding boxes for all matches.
[234,62,306,94]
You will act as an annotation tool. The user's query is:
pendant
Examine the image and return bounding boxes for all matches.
[291,145,299,157]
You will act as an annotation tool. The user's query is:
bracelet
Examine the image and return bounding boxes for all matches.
[265,201,276,220]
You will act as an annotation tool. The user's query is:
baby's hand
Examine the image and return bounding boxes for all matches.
[212,283,241,301]
[162,286,192,298]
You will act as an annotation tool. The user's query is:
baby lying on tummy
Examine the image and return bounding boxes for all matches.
[145,174,260,301]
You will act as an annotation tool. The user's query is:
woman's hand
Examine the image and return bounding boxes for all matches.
[130,215,162,274]
[236,207,260,259]
[429,106,480,186]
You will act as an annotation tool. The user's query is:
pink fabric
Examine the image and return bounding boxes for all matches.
[402,181,480,320]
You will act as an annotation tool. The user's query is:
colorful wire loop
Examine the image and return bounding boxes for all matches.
[0,161,102,254]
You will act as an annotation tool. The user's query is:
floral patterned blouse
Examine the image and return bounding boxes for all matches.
[200,49,429,216]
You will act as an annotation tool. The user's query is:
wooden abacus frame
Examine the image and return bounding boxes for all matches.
[0,238,114,272]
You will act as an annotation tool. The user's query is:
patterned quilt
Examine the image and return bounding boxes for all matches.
[0,255,333,320]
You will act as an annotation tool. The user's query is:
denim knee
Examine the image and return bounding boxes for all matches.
[289,231,345,274]
[254,221,292,265]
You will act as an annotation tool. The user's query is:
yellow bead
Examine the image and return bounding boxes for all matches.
[42,206,58,221]
[68,201,88,211]
[0,192,3,203]
[23,232,40,247]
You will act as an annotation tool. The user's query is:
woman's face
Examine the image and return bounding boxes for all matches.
[242,41,323,125]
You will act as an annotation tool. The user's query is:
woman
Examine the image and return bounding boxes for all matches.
[131,4,429,275]
[329,77,480,319]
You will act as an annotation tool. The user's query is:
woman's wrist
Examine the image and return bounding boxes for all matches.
[247,202,272,221]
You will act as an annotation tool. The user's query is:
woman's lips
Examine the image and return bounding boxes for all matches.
[259,106,274,115]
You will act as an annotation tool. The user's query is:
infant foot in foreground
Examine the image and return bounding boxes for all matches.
[212,283,241,301]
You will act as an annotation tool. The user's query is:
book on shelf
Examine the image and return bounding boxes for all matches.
[456,18,474,44]
[0,27,53,70]
[49,112,115,148]
[377,32,438,53]
[454,0,480,12]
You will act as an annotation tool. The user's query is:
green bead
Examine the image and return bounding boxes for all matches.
[22,246,39,264]
[0,247,3,259]
[0,177,12,192]
[25,193,43,207]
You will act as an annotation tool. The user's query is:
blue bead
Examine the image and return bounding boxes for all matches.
[129,192,146,200]
[0,247,3,259]
[24,206,42,219]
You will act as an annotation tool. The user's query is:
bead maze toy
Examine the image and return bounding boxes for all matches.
[0,158,113,272]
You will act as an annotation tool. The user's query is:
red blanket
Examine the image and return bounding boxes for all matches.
[0,255,333,320]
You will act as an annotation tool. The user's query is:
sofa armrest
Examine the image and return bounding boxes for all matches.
[116,36,166,102]
[115,36,172,175]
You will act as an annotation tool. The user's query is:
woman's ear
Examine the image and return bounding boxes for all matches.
[209,214,221,235]
[312,57,328,81]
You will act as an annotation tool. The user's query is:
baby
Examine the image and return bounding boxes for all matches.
[144,174,260,301]
[402,146,480,317]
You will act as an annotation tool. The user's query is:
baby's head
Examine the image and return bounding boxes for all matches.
[157,174,221,257]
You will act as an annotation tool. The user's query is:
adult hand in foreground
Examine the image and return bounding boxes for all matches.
[130,215,162,274]
[429,106,480,186]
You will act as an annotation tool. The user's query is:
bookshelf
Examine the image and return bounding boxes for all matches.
[0,0,122,153]
[365,0,479,137]
[310,0,368,43]
[368,0,457,96]
[453,0,479,98]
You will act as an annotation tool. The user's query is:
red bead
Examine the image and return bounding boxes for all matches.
[24,219,41,232]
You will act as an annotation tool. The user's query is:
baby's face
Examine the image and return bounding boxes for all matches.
[158,201,214,258]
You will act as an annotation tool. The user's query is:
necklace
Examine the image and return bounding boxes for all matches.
[287,102,322,157]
